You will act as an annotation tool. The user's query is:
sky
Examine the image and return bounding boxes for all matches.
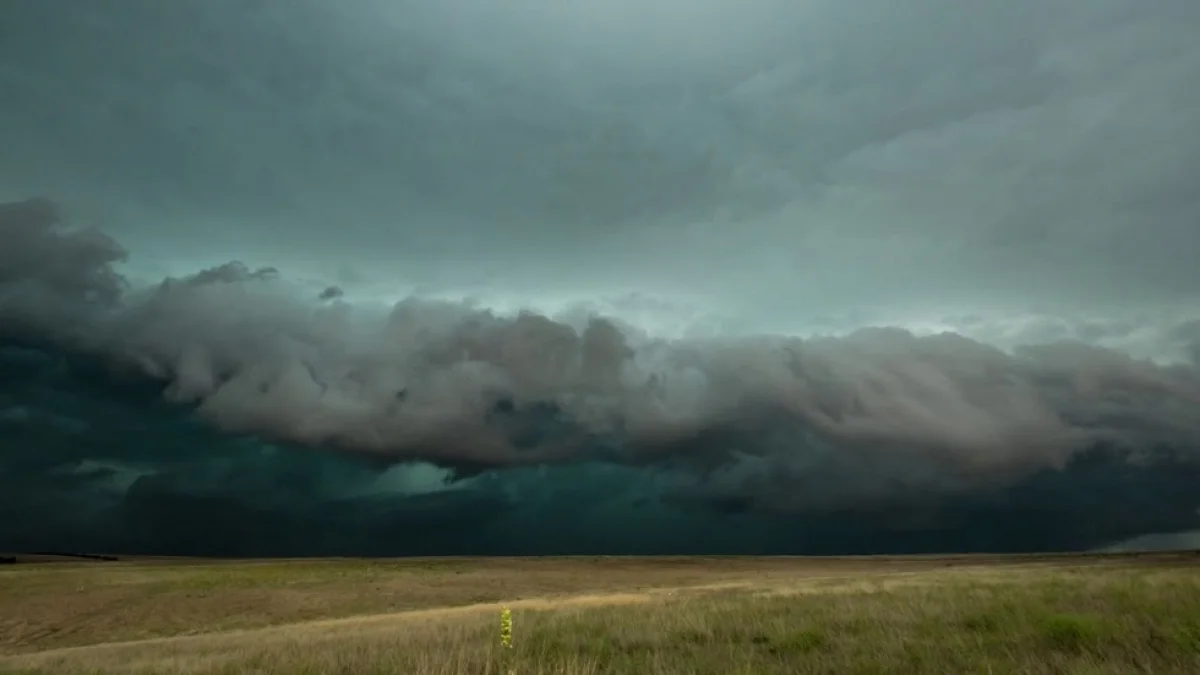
[1,0,1200,556]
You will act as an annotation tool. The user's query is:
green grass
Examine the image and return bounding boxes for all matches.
[493,570,1200,675]
[1,556,1198,674]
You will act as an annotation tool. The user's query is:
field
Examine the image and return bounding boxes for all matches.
[1,552,1198,674]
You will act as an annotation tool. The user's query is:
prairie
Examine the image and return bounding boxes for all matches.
[0,552,1197,674]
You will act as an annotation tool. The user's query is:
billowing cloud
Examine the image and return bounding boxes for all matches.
[3,199,1200,555]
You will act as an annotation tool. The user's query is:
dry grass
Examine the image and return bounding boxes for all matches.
[0,554,1056,654]
[0,552,1197,674]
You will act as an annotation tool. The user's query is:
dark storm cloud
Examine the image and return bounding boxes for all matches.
[2,0,1200,555]
[3,199,1200,555]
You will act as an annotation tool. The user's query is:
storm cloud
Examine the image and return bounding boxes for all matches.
[2,0,1200,556]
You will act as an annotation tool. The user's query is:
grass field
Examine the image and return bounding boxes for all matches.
[1,552,1198,674]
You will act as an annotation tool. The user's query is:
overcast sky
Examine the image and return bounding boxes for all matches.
[2,0,1199,326]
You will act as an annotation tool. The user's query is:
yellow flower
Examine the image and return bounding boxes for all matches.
[499,606,513,650]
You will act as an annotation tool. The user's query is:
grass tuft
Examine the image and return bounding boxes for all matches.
[1036,612,1110,653]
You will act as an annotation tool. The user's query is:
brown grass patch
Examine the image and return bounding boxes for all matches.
[0,554,1059,654]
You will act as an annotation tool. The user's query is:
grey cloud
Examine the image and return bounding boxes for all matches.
[4,200,1200,502]
[2,1,1200,555]
[2,0,1198,307]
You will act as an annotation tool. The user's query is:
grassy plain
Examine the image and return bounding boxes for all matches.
[0,552,1197,674]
